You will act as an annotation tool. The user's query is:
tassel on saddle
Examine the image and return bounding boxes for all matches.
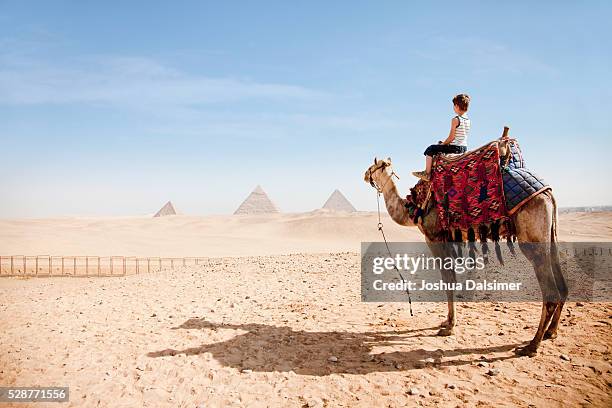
[467,227,477,259]
[454,228,464,258]
[491,220,504,265]
[441,219,516,266]
[504,219,517,255]
[478,224,489,264]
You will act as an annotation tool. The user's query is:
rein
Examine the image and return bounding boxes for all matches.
[370,165,414,316]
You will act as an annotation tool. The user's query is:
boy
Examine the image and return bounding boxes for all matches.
[412,94,471,181]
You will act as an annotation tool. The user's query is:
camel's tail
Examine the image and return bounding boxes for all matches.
[550,191,558,243]
[549,192,568,301]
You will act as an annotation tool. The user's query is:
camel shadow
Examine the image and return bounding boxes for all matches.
[147,319,522,376]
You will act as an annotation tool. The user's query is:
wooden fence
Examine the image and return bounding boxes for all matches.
[0,255,209,277]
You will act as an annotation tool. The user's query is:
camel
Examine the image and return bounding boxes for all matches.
[363,153,567,357]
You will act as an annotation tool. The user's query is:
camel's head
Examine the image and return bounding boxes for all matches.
[364,157,393,190]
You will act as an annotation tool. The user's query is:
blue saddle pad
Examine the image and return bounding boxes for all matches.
[502,141,549,212]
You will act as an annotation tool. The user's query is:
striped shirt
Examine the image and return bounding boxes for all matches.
[452,114,470,147]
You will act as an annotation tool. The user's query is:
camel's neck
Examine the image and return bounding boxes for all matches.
[377,172,413,226]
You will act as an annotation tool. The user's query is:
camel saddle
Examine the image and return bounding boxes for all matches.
[406,138,550,240]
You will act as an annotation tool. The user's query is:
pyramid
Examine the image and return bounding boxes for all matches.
[153,201,177,217]
[234,185,279,215]
[322,189,356,212]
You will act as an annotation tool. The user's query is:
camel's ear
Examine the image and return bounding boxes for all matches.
[374,157,378,164]
[386,157,392,164]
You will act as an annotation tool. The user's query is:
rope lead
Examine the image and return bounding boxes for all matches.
[376,191,414,316]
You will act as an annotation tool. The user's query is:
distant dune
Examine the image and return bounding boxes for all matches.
[0,211,610,257]
[559,206,612,214]
[0,211,417,257]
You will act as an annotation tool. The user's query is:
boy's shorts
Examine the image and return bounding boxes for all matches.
[424,144,467,157]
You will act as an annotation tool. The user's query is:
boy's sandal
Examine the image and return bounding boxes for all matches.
[412,171,431,181]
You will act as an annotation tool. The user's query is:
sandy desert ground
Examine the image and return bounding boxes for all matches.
[1,211,611,407]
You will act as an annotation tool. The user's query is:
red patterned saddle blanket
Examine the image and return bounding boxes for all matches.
[406,140,515,240]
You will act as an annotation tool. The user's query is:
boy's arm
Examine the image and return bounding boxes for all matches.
[441,117,458,144]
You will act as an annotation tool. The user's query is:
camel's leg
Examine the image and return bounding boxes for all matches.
[428,243,456,334]
[437,265,456,336]
[543,302,564,340]
[544,241,568,340]
[513,193,560,356]
[515,243,559,356]
[516,300,557,356]
[437,290,456,335]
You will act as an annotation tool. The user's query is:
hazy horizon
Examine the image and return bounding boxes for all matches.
[1,1,611,217]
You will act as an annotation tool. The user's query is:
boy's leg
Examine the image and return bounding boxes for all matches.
[413,144,439,181]
[425,155,433,174]
[413,154,433,181]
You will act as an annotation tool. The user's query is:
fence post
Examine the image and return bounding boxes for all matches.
[171,259,174,269]
[122,257,126,276]
[48,256,51,275]
[183,258,186,267]
[23,257,26,275]
[11,256,14,275]
[136,258,139,274]
[35,257,38,275]
[159,258,161,271]
[73,258,76,276]
[147,258,150,274]
[98,257,101,276]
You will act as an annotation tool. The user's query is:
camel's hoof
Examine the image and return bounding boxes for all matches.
[436,327,454,336]
[543,331,558,340]
[515,345,538,357]
[439,320,450,328]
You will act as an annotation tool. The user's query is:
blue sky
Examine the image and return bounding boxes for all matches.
[1,1,610,217]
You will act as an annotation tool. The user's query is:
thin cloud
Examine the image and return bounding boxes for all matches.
[411,35,558,76]
[143,111,414,141]
[0,53,412,142]
[0,55,330,107]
